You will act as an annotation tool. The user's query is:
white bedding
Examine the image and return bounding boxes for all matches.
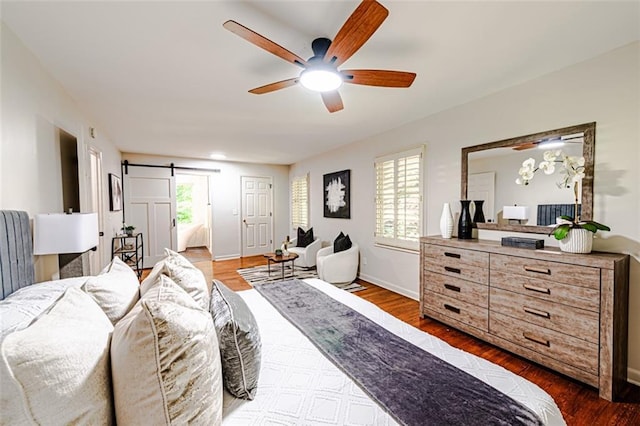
[222,278,565,426]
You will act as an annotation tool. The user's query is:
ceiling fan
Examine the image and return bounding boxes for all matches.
[223,0,416,113]
[512,133,585,151]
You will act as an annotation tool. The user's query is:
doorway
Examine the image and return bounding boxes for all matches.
[240,176,273,257]
[176,173,213,262]
[88,146,105,274]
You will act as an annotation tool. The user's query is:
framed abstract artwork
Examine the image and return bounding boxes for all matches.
[109,173,123,211]
[323,169,350,219]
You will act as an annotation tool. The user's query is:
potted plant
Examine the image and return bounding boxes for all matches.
[516,150,609,253]
[122,224,136,236]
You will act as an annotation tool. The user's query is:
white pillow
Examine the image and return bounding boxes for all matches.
[83,256,140,324]
[0,277,88,340]
[0,287,114,425]
[139,248,210,311]
[111,274,223,425]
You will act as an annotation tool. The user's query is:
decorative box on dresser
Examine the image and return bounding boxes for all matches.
[420,236,630,401]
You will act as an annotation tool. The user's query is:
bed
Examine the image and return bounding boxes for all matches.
[0,210,565,425]
[223,278,565,425]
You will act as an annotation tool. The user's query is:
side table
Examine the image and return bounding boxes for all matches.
[112,233,144,278]
[263,252,299,280]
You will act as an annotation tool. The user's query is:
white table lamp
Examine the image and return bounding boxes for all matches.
[34,213,98,277]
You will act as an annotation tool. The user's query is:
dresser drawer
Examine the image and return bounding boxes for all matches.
[490,270,599,312]
[490,312,598,375]
[423,271,488,308]
[491,253,600,290]
[423,245,488,285]
[490,288,599,344]
[423,244,489,268]
[423,290,488,331]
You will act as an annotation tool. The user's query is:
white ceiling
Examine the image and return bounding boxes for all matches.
[2,1,639,165]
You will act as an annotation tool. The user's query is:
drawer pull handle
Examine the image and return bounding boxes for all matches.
[444,304,460,314]
[444,266,461,274]
[523,306,550,319]
[524,266,551,275]
[523,284,551,294]
[444,284,461,292]
[523,332,550,347]
[444,252,461,259]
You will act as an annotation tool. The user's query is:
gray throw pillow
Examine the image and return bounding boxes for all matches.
[209,279,261,400]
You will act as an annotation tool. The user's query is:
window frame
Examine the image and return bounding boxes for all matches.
[291,173,309,231]
[374,146,424,251]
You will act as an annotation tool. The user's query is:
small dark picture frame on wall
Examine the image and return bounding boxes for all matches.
[323,169,350,219]
[109,173,123,212]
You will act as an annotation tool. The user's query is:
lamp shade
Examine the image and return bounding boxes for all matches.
[33,213,98,255]
[503,206,530,220]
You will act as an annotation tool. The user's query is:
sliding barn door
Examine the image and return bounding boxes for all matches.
[124,166,176,267]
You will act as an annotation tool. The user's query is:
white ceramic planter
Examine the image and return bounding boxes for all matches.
[558,228,593,254]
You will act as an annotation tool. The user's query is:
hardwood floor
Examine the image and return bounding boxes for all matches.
[149,251,640,425]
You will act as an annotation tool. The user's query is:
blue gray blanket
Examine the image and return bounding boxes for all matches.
[254,279,544,426]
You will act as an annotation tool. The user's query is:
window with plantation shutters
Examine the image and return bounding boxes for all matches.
[291,174,309,230]
[375,147,424,251]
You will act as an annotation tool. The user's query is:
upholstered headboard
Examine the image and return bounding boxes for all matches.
[0,211,35,300]
[536,204,582,226]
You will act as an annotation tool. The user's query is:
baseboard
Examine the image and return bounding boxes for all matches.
[628,367,640,386]
[357,273,419,301]
[214,254,239,261]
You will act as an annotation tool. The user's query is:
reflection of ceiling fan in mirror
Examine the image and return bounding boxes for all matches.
[512,133,585,151]
[223,0,416,113]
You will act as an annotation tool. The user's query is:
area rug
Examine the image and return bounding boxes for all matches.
[237,264,365,293]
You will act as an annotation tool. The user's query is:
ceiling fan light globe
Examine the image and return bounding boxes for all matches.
[299,69,342,92]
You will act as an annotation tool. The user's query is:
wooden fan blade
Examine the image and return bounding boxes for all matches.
[249,78,299,95]
[223,20,307,67]
[321,91,344,113]
[342,69,416,87]
[513,143,538,151]
[324,0,388,67]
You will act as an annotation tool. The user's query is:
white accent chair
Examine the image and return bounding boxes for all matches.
[316,243,359,284]
[287,237,322,268]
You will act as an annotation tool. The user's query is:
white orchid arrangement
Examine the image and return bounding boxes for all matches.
[516,150,585,188]
[515,150,609,240]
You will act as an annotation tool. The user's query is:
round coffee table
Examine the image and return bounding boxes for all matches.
[263,252,299,280]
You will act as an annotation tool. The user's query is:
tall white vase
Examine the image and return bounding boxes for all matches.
[440,203,454,239]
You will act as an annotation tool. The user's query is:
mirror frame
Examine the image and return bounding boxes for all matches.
[461,122,595,235]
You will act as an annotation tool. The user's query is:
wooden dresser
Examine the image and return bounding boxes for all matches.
[420,236,629,401]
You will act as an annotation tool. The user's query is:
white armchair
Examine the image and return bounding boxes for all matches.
[316,243,359,284]
[287,237,322,268]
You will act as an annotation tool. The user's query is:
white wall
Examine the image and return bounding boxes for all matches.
[122,153,289,260]
[291,42,640,381]
[1,23,123,280]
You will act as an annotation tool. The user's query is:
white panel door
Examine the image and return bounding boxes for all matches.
[87,146,105,274]
[241,176,272,257]
[468,172,496,223]
[124,166,176,267]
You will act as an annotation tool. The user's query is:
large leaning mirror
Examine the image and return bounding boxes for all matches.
[461,122,595,235]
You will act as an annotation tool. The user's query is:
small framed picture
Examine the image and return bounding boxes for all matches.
[323,169,350,219]
[109,173,123,211]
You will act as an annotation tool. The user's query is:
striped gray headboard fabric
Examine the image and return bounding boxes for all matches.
[536,204,582,226]
[0,211,35,300]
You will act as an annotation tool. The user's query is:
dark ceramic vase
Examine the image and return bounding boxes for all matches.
[473,200,485,223]
[458,200,473,239]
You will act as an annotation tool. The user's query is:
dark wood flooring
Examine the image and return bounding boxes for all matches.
[149,249,640,426]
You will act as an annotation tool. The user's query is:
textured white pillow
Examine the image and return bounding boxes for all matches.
[139,248,210,310]
[83,256,140,324]
[0,287,114,425]
[111,274,223,425]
